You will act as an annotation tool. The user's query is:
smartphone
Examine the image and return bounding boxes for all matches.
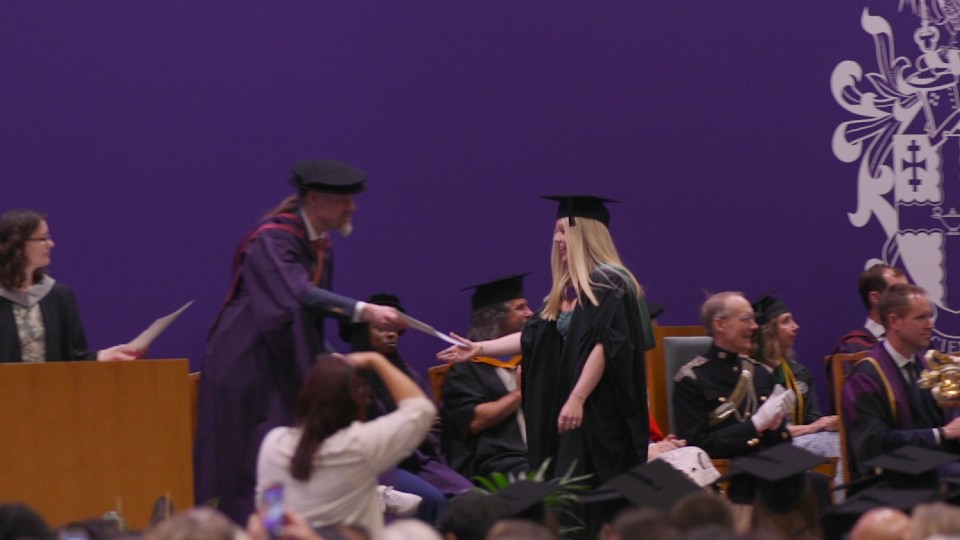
[261,483,285,539]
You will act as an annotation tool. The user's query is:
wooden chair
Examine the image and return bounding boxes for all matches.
[427,364,452,405]
[646,325,709,435]
[827,350,871,487]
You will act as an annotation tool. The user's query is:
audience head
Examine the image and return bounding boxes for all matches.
[465,274,533,341]
[381,519,442,540]
[0,209,50,290]
[0,503,54,540]
[600,508,681,540]
[485,519,558,540]
[878,283,933,353]
[905,502,960,540]
[668,491,734,533]
[290,354,369,480]
[145,507,236,540]
[438,492,512,540]
[701,292,757,354]
[859,264,907,312]
[849,506,911,540]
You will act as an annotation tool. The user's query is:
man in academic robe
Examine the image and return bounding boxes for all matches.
[194,159,405,523]
[825,265,909,413]
[441,274,533,479]
[673,291,793,459]
[842,283,960,480]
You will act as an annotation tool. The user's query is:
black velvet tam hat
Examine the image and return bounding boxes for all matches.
[462,273,530,311]
[580,459,703,510]
[542,195,617,226]
[289,159,366,194]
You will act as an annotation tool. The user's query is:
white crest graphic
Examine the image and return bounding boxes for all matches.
[832,1,960,351]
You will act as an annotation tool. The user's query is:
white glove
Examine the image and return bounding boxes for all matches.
[750,385,795,432]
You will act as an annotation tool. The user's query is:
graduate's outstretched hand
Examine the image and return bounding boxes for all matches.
[436,332,480,363]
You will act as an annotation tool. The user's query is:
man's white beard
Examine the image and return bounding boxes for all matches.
[338,222,353,237]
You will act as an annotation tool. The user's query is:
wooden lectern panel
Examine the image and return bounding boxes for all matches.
[0,360,194,530]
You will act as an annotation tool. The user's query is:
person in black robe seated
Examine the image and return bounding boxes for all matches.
[441,273,533,479]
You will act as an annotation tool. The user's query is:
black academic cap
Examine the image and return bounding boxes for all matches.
[728,443,825,484]
[581,460,703,510]
[864,445,958,489]
[542,195,617,226]
[366,293,406,313]
[462,273,530,311]
[725,444,825,513]
[289,159,366,194]
[492,481,555,521]
[751,294,790,326]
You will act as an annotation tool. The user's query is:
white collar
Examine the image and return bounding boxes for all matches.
[865,317,885,339]
[883,339,916,370]
[298,209,323,242]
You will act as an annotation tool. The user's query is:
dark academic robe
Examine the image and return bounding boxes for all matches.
[775,358,822,425]
[194,212,359,523]
[441,357,529,479]
[520,267,651,486]
[842,343,960,479]
[0,281,97,362]
[673,344,790,459]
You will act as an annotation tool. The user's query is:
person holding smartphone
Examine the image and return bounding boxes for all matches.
[256,351,434,539]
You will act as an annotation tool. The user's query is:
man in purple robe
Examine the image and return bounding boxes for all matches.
[825,265,908,413]
[841,283,960,480]
[194,159,406,523]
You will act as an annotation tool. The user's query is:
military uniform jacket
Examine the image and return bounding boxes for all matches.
[673,343,790,459]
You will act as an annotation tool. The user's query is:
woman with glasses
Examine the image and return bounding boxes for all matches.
[0,209,141,362]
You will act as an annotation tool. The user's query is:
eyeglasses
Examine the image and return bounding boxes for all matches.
[26,236,53,244]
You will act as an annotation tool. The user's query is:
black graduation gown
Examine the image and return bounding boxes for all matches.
[520,268,650,485]
[441,359,528,478]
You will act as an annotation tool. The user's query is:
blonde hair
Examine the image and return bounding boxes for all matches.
[756,317,786,364]
[540,217,642,320]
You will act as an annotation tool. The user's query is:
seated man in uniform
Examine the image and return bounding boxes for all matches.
[672,291,793,459]
[441,274,532,478]
[841,283,960,479]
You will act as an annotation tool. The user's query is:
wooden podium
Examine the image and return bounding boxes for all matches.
[0,360,194,529]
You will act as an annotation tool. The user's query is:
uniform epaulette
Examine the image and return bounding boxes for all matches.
[674,356,709,382]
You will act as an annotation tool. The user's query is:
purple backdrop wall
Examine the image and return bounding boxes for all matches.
[2,1,947,410]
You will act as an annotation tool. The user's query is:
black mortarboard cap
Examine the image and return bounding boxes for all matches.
[461,273,530,311]
[581,460,703,510]
[491,481,555,521]
[752,294,790,326]
[542,195,617,226]
[864,445,958,489]
[728,443,825,483]
[289,159,367,194]
[725,443,825,513]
